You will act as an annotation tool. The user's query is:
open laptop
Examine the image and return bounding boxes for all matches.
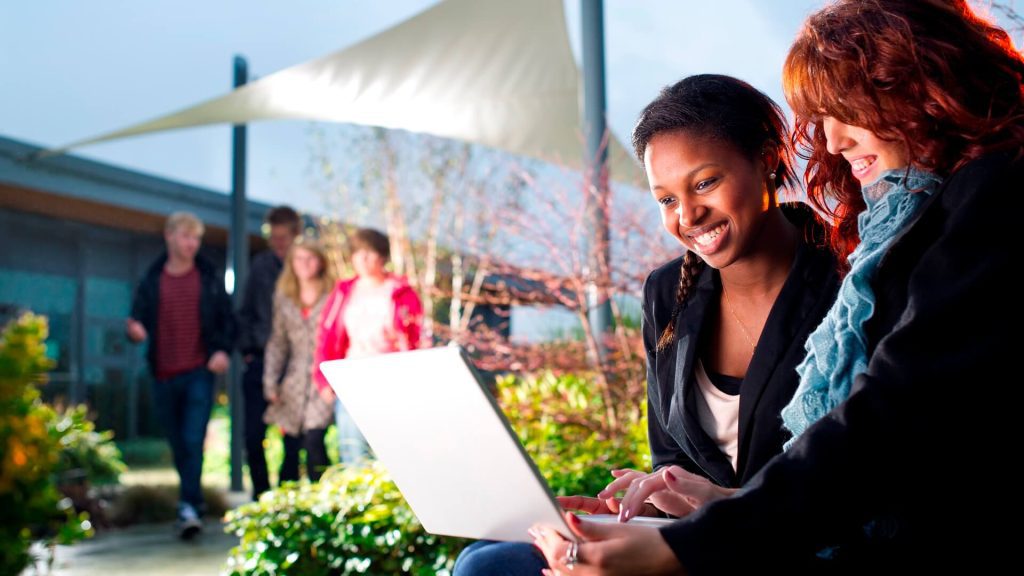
[319,345,671,543]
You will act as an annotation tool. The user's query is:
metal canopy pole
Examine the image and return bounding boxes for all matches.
[228,55,249,493]
[582,0,611,358]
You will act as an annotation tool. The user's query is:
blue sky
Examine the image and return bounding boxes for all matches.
[0,0,826,214]
[1,1,1011,215]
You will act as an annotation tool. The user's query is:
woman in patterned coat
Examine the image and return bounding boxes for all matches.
[263,239,337,483]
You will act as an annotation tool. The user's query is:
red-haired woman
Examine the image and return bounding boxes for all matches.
[533,1,1024,572]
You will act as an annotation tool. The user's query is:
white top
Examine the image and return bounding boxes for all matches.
[343,279,397,359]
[694,359,741,471]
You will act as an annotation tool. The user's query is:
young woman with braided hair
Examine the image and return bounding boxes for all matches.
[595,73,840,514]
[453,73,839,575]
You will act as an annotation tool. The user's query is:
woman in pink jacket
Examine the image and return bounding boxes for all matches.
[313,228,423,465]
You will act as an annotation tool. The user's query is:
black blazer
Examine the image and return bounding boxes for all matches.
[662,152,1022,573]
[236,250,284,356]
[644,207,839,488]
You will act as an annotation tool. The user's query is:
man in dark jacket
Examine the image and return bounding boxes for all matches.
[127,211,235,539]
[236,205,301,498]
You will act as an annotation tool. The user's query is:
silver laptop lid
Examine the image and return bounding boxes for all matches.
[319,345,573,542]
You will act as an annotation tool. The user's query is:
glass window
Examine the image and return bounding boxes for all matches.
[84,366,129,434]
[84,276,143,439]
[0,268,77,314]
[85,277,131,318]
[0,268,77,375]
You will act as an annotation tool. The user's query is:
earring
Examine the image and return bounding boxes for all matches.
[769,172,777,181]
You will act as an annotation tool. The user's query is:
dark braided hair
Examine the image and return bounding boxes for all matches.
[632,75,796,352]
[656,251,704,351]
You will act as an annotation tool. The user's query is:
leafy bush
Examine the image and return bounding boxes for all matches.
[55,405,126,486]
[224,371,650,574]
[0,314,91,574]
[224,464,465,575]
[496,370,650,496]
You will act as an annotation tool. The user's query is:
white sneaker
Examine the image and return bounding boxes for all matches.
[177,504,202,540]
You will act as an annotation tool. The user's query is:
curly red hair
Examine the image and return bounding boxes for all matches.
[784,0,1024,260]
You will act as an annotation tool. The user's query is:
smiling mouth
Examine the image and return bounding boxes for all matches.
[849,156,877,174]
[688,222,727,248]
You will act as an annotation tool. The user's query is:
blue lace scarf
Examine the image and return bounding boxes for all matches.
[781,168,942,448]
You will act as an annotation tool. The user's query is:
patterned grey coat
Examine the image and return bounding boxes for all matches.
[263,291,334,435]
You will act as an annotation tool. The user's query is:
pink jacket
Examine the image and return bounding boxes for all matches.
[313,274,423,392]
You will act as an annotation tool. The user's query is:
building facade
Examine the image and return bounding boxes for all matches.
[0,135,269,439]
[1,134,599,442]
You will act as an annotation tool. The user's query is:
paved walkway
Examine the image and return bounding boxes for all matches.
[23,451,262,576]
[27,478,251,576]
[44,518,239,576]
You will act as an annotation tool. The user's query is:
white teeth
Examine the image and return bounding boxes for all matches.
[851,156,876,172]
[693,224,726,246]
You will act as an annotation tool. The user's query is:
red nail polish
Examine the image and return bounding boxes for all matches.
[568,512,581,526]
[664,468,677,482]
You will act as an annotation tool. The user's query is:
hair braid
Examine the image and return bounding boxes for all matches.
[656,251,705,352]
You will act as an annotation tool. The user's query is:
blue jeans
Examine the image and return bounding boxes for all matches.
[453,541,548,576]
[153,368,214,512]
[335,398,368,465]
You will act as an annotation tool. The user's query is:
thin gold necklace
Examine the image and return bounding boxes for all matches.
[721,286,758,352]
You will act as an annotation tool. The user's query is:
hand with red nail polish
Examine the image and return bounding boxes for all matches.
[532,511,684,575]
[557,494,621,516]
[613,465,737,520]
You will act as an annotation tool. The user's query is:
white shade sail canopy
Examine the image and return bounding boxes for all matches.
[47,0,643,185]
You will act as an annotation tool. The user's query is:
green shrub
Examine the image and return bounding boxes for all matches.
[223,371,650,574]
[0,314,91,574]
[496,371,650,496]
[55,404,126,486]
[224,464,465,575]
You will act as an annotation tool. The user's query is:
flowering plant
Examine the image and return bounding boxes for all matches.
[1,314,91,574]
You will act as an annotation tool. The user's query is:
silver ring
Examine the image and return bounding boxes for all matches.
[564,541,578,570]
